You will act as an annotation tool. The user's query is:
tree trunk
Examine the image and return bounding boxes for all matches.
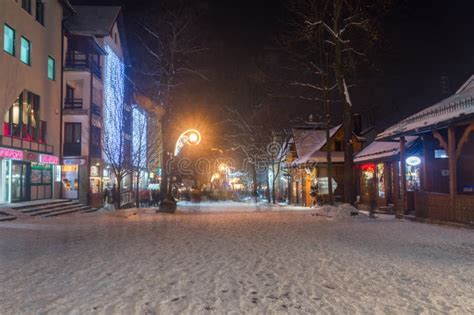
[252,162,258,203]
[135,171,140,208]
[333,0,354,204]
[266,167,271,203]
[160,116,170,200]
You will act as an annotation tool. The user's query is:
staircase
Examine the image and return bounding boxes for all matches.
[11,199,98,218]
[0,210,16,222]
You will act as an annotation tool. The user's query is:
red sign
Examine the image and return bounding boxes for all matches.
[39,154,59,165]
[0,148,24,160]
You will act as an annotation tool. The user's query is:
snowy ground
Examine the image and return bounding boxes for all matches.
[0,204,473,314]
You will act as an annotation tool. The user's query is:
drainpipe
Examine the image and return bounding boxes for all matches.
[88,39,94,206]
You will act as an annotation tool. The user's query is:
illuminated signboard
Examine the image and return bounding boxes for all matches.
[39,154,59,165]
[0,148,24,160]
[63,158,86,165]
[406,156,421,166]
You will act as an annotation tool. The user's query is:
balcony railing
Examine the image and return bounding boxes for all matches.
[0,135,53,154]
[64,98,83,110]
[91,103,102,117]
[65,51,102,79]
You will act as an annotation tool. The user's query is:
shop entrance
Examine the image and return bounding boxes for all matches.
[11,161,30,202]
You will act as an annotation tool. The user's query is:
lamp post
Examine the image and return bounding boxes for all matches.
[159,129,201,213]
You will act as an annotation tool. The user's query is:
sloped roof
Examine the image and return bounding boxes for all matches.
[65,6,121,36]
[292,125,341,165]
[354,136,418,163]
[377,75,474,140]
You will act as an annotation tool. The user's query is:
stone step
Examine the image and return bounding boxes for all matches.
[42,207,85,218]
[0,211,16,222]
[11,199,72,211]
[31,204,88,217]
[21,201,78,214]
[81,207,98,213]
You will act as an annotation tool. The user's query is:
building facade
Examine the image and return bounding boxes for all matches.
[283,124,363,206]
[373,75,474,225]
[0,0,69,203]
[62,5,130,207]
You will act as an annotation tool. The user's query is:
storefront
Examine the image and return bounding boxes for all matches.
[0,147,59,203]
[61,158,86,200]
[354,137,420,211]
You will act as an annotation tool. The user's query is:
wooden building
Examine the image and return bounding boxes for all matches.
[354,137,420,213]
[284,124,363,206]
[375,76,474,225]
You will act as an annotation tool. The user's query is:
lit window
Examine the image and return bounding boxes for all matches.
[434,149,448,159]
[47,56,55,80]
[3,24,15,56]
[20,36,31,65]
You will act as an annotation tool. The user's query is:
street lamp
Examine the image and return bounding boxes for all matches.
[160,129,202,213]
[174,129,201,156]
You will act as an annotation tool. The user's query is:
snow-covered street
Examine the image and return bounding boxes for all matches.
[0,205,473,314]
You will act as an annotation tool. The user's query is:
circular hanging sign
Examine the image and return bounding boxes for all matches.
[406,156,421,166]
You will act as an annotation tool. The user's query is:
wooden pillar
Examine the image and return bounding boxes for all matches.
[421,134,430,191]
[398,136,407,218]
[448,127,457,207]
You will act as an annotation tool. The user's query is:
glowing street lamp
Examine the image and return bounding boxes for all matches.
[174,129,201,156]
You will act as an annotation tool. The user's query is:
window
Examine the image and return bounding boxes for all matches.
[334,140,342,151]
[3,90,41,141]
[65,123,81,144]
[435,149,448,159]
[20,36,31,65]
[64,123,81,156]
[36,0,44,25]
[22,0,32,14]
[377,163,385,198]
[47,56,55,80]
[3,24,15,56]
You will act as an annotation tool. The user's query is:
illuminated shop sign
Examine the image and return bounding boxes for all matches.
[0,148,24,160]
[39,154,59,165]
[406,156,421,166]
[63,158,86,166]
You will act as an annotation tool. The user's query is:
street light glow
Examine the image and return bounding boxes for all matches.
[174,129,202,156]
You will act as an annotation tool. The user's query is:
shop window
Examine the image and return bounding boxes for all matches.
[435,149,448,159]
[377,163,385,198]
[360,164,375,197]
[36,0,44,25]
[3,24,15,56]
[22,0,32,14]
[20,36,31,65]
[3,90,41,142]
[47,56,55,80]
[406,156,421,191]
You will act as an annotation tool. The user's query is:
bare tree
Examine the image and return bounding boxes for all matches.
[284,0,389,203]
[131,104,162,208]
[130,0,208,206]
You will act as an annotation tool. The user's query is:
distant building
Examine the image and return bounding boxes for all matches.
[282,124,364,206]
[0,0,72,202]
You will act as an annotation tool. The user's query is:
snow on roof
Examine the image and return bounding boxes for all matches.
[292,125,341,165]
[65,6,121,36]
[377,75,474,140]
[354,136,418,163]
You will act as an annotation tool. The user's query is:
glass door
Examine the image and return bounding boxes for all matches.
[11,161,30,202]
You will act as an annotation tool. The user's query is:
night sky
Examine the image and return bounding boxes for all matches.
[71,0,474,133]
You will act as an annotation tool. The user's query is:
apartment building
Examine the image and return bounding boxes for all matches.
[0,0,71,202]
